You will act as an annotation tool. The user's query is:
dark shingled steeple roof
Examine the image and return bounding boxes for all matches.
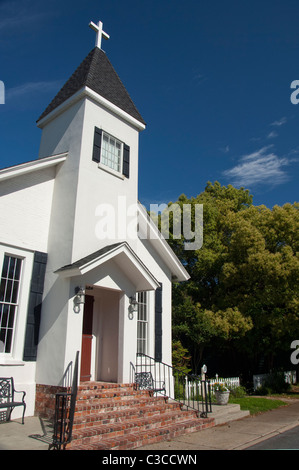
[37,47,145,125]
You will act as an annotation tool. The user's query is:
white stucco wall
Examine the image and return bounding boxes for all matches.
[36,101,87,386]
[72,97,141,261]
[38,101,86,270]
[0,167,55,253]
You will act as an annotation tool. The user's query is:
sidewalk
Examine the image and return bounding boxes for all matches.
[138,399,299,451]
[0,399,299,450]
[0,416,52,450]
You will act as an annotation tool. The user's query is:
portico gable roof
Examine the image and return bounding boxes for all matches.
[55,241,160,291]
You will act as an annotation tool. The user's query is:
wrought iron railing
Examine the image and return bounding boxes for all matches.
[49,351,79,450]
[133,353,212,418]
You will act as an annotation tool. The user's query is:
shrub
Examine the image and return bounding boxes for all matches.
[255,385,269,396]
[229,385,247,398]
[255,372,291,395]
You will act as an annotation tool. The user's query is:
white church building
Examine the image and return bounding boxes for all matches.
[0,21,189,419]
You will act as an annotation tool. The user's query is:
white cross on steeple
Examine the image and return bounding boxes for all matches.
[89,20,110,50]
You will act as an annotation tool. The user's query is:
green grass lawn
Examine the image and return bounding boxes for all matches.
[228,396,289,415]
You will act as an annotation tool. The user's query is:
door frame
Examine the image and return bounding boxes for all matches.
[80,295,94,381]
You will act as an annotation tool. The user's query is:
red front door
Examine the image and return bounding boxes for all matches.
[80,295,94,382]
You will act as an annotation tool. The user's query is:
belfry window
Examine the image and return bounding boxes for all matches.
[101,132,122,173]
[92,127,130,178]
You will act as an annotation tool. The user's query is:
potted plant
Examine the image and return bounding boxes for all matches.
[214,382,230,405]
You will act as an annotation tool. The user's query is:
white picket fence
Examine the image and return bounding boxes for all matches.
[209,375,240,393]
[185,374,240,398]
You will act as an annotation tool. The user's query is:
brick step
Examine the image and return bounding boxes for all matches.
[76,387,149,401]
[71,408,198,444]
[68,417,215,450]
[78,381,136,393]
[72,401,182,430]
[78,381,132,391]
[74,394,168,414]
[66,381,215,451]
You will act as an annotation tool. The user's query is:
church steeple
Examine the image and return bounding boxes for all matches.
[37,20,144,262]
[37,21,145,127]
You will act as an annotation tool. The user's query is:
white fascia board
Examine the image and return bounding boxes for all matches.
[0,153,68,182]
[137,203,190,282]
[36,88,86,128]
[56,242,160,290]
[84,87,146,131]
[37,86,146,132]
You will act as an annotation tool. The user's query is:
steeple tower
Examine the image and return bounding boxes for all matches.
[37,20,146,264]
[37,34,145,127]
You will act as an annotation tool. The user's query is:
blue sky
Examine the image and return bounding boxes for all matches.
[0,0,298,209]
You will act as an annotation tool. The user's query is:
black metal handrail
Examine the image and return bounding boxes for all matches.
[134,353,212,418]
[49,351,79,450]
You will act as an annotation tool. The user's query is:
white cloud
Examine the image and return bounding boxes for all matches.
[6,80,62,100]
[219,145,230,154]
[267,130,278,139]
[223,146,291,187]
[270,117,287,127]
[240,145,273,161]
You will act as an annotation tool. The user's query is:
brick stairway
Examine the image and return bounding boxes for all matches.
[66,381,215,450]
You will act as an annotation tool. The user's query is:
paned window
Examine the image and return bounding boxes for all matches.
[0,255,22,354]
[101,132,122,173]
[137,292,148,355]
[92,127,130,178]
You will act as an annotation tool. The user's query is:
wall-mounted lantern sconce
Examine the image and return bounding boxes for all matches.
[128,295,139,320]
[73,286,85,313]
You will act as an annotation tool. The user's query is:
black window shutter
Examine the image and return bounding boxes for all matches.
[155,283,163,362]
[23,252,47,361]
[123,144,130,178]
[92,127,102,163]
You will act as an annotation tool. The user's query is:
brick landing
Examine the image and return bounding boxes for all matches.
[67,382,215,450]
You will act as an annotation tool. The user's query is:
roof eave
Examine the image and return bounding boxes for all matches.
[37,86,146,131]
[55,241,160,291]
[137,203,190,282]
[0,152,68,182]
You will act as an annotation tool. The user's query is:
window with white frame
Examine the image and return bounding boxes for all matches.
[101,132,123,173]
[92,127,130,178]
[0,255,22,354]
[137,292,148,355]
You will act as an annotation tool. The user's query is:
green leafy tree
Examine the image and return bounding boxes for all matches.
[172,340,191,375]
[165,182,299,375]
[219,203,299,369]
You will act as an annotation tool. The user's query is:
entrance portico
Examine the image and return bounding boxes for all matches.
[56,242,160,385]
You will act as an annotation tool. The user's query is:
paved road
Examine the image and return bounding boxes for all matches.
[247,424,299,450]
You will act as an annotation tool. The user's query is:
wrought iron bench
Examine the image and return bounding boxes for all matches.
[0,377,26,424]
[135,371,166,394]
